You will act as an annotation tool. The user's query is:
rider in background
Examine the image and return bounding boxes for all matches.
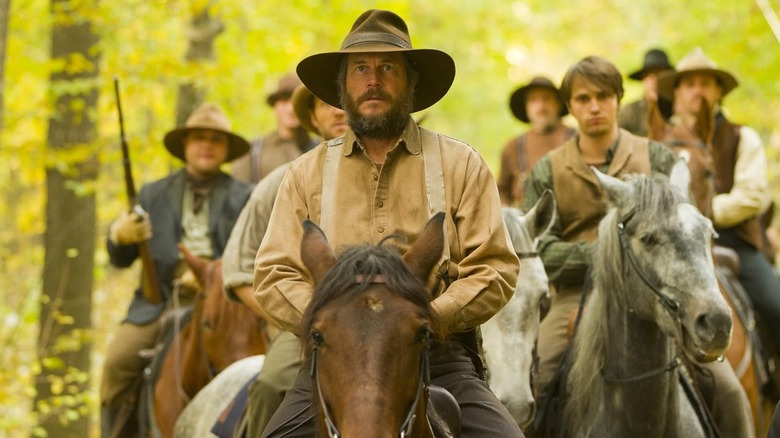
[523,55,754,437]
[497,76,575,207]
[253,9,522,437]
[221,84,347,437]
[100,103,252,437]
[618,48,674,137]
[657,47,780,369]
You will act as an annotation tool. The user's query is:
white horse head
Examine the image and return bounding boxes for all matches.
[482,189,556,428]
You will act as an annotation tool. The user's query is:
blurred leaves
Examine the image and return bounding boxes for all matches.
[1,0,778,436]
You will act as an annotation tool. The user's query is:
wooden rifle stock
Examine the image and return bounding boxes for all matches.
[114,78,163,305]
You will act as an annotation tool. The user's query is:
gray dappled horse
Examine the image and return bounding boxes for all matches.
[482,191,556,428]
[563,161,732,437]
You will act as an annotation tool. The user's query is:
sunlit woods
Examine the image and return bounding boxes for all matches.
[0,0,778,435]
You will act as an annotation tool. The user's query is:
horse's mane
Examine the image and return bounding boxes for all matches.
[565,172,686,429]
[502,207,534,252]
[300,242,440,353]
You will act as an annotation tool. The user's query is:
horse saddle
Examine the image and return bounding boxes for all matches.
[713,245,740,277]
[427,385,462,437]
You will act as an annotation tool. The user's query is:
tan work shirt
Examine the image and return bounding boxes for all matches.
[254,118,519,336]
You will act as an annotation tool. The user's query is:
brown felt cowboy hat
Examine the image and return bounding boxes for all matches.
[628,48,674,80]
[656,47,739,101]
[266,73,302,107]
[296,9,456,113]
[163,102,250,162]
[509,76,568,123]
[291,84,319,135]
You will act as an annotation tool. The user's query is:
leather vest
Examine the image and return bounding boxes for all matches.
[550,129,651,243]
[711,116,764,250]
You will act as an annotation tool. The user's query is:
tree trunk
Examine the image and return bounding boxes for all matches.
[35,0,100,436]
[175,7,224,126]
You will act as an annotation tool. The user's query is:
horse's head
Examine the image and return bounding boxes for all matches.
[482,190,556,428]
[178,244,267,375]
[300,214,445,438]
[595,160,732,361]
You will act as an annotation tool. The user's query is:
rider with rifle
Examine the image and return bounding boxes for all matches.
[100,99,252,437]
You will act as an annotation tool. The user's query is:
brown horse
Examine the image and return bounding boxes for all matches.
[150,245,268,437]
[649,100,776,435]
[300,214,447,437]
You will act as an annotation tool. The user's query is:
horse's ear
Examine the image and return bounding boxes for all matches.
[178,243,207,281]
[301,220,337,285]
[403,212,446,282]
[526,189,557,239]
[669,158,691,197]
[592,167,633,206]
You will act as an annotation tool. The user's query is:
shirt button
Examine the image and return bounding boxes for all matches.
[373,174,378,181]
[376,201,384,208]
[377,227,385,233]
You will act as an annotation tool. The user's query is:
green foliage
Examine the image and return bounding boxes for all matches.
[1,1,778,436]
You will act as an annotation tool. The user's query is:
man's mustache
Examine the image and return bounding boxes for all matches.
[358,89,392,103]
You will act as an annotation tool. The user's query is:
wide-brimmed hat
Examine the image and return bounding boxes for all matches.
[266,73,302,107]
[296,9,456,113]
[509,76,568,123]
[656,47,739,101]
[291,84,319,135]
[163,102,250,162]
[628,48,674,80]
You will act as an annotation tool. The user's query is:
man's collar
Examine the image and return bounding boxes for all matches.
[341,116,420,156]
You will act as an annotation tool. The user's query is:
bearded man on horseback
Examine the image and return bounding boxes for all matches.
[253,9,523,437]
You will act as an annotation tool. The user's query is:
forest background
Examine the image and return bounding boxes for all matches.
[1,0,779,436]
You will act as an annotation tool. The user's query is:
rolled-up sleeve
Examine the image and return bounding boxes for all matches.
[253,167,314,335]
[713,126,770,228]
[431,151,519,334]
[222,165,287,301]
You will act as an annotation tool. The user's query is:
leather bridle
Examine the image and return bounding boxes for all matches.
[309,329,432,438]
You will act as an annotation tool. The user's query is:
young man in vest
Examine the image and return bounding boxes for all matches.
[221,84,347,437]
[101,103,252,437]
[618,48,674,137]
[497,76,575,206]
[657,47,780,359]
[524,55,754,437]
[231,73,318,183]
[253,9,522,438]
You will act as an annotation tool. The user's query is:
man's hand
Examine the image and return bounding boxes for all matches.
[109,209,152,245]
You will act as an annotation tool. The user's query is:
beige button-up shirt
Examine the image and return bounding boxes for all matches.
[254,118,519,336]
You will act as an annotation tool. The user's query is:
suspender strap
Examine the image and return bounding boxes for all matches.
[320,139,343,238]
[320,129,450,274]
[420,128,450,277]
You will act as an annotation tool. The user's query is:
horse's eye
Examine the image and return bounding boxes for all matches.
[202,320,213,331]
[416,326,433,345]
[539,292,551,321]
[640,233,658,247]
[311,330,324,347]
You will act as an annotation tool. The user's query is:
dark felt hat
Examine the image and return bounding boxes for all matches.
[628,48,674,80]
[163,102,250,162]
[296,9,456,113]
[266,73,302,106]
[291,84,319,135]
[509,76,568,123]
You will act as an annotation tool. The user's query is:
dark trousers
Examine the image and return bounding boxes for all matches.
[719,230,780,353]
[260,339,523,437]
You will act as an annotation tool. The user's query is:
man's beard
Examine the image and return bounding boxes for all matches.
[341,86,414,140]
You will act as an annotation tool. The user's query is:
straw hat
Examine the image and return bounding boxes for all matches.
[509,76,568,123]
[163,102,250,162]
[656,47,738,101]
[296,9,456,113]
